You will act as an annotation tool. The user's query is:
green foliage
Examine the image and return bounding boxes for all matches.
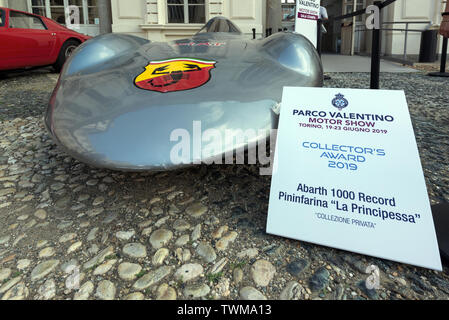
[206,272,223,284]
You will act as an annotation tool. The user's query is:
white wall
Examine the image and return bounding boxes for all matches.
[223,0,265,37]
[111,0,266,41]
[6,0,27,11]
[110,0,146,38]
[2,0,27,10]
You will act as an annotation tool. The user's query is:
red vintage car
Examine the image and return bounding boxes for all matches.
[0,7,91,72]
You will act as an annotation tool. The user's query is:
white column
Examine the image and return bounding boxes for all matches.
[8,0,28,11]
[208,0,223,18]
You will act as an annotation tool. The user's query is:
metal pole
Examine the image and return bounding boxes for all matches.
[370,1,382,89]
[403,22,409,61]
[428,37,449,77]
[439,37,448,73]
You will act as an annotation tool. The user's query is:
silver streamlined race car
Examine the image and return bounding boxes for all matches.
[45,17,323,171]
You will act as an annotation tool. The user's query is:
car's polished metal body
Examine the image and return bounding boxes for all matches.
[45,17,323,171]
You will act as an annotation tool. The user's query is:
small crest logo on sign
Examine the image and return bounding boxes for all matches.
[332,93,349,111]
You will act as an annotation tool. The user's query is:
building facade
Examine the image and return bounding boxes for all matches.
[0,0,101,36]
[382,0,447,59]
[1,0,448,59]
[322,0,448,59]
[110,0,267,40]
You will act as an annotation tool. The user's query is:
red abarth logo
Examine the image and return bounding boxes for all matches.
[134,58,217,93]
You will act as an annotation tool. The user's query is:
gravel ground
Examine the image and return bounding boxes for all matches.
[0,69,448,300]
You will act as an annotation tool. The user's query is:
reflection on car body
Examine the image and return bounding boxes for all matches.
[45,17,323,171]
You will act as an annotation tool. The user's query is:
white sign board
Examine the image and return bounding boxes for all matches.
[267,87,442,271]
[295,0,320,47]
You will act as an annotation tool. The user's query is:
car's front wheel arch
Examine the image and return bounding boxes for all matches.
[53,38,82,73]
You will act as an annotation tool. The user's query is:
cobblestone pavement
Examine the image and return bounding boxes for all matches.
[0,69,448,300]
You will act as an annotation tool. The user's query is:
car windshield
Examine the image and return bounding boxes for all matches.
[0,10,5,27]
[197,17,242,34]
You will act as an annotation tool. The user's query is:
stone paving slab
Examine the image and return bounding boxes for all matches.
[0,69,448,300]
